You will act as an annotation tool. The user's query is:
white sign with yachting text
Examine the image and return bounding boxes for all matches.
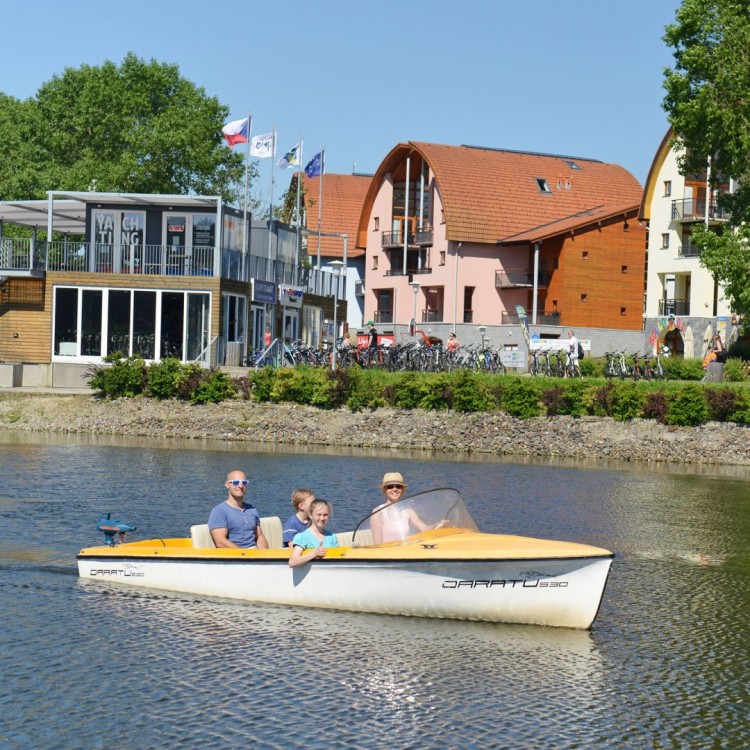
[278,285,303,308]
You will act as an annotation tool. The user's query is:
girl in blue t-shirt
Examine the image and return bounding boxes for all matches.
[289,499,338,568]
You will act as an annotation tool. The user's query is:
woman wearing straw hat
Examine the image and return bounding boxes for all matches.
[371,472,446,544]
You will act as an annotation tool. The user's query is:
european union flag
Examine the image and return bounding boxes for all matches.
[305,151,323,178]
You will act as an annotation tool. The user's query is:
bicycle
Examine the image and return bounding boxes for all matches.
[617,351,632,380]
[603,352,619,379]
[565,351,582,378]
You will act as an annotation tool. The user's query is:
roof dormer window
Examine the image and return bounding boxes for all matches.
[536,178,552,193]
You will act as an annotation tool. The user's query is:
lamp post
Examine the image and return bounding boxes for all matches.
[329,260,344,369]
[410,281,420,335]
[478,325,486,349]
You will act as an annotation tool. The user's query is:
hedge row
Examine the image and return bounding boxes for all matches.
[247,366,750,426]
[88,357,750,426]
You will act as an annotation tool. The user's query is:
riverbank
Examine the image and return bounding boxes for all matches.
[1,392,749,464]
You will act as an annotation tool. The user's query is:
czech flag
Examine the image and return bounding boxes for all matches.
[222,118,249,147]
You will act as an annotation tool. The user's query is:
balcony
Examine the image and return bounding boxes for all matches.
[659,298,690,316]
[463,309,473,323]
[671,199,728,222]
[373,310,393,324]
[501,311,561,325]
[421,309,443,323]
[677,243,701,258]
[495,269,550,288]
[381,228,434,248]
[385,267,432,277]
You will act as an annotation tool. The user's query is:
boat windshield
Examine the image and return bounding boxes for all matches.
[352,487,479,548]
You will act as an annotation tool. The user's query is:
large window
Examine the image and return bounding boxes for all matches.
[53,286,210,364]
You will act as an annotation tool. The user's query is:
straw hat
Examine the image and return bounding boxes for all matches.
[380,472,407,488]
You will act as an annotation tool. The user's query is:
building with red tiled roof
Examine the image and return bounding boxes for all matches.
[357,142,646,332]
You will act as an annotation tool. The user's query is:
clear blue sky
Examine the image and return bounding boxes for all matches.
[3,0,682,204]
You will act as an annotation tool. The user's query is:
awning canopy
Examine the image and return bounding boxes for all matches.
[0,191,223,235]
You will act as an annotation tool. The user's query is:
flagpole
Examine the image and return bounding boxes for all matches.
[242,114,253,280]
[316,146,325,270]
[295,137,304,268]
[267,125,276,268]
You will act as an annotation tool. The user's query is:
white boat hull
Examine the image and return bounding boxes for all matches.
[77,553,612,629]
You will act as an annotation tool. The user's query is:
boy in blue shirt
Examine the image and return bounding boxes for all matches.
[282,488,314,548]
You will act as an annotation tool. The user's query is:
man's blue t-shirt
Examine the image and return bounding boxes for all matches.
[291,528,339,550]
[283,514,309,546]
[208,501,260,547]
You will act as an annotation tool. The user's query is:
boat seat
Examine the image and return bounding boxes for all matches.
[191,523,216,549]
[190,516,283,549]
[334,529,373,547]
[260,516,283,549]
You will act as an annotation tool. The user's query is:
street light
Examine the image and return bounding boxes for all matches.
[410,281,420,336]
[329,260,344,369]
[478,325,486,349]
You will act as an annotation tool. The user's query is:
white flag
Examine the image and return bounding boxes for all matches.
[277,143,301,169]
[251,132,275,158]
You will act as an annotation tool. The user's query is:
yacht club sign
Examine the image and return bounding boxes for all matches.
[279,285,303,308]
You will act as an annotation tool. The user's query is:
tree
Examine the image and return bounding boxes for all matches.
[0,53,254,203]
[663,0,750,314]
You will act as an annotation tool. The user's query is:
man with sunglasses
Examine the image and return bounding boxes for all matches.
[208,469,268,549]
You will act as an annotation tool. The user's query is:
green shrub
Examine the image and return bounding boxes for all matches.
[309,367,351,409]
[610,382,645,421]
[499,378,541,418]
[270,366,320,404]
[87,354,147,399]
[146,358,184,400]
[191,369,237,404]
[705,387,746,422]
[580,357,600,377]
[418,373,455,411]
[662,357,704,381]
[346,367,387,411]
[452,371,494,412]
[723,358,746,382]
[391,372,429,409]
[249,367,276,402]
[666,383,708,426]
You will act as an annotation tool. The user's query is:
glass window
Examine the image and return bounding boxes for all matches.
[161,292,184,359]
[133,291,156,359]
[108,290,131,355]
[54,288,78,356]
[187,293,210,362]
[536,178,552,193]
[81,290,103,356]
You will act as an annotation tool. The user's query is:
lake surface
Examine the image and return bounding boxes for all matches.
[1,433,749,749]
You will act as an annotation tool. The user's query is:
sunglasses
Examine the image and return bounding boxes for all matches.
[384,484,404,490]
[228,479,249,487]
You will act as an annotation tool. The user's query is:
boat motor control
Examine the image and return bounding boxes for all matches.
[97,513,137,546]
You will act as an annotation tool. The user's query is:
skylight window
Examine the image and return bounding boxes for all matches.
[536,178,552,193]
[564,160,582,170]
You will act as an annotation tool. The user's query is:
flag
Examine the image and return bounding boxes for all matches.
[251,132,275,158]
[221,117,249,147]
[305,151,323,178]
[277,143,301,169]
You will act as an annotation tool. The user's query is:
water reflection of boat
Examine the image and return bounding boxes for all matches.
[77,488,613,629]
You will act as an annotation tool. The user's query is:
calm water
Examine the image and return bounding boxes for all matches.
[1,433,749,749]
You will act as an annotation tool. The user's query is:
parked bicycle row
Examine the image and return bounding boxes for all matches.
[602,351,667,380]
[244,340,509,373]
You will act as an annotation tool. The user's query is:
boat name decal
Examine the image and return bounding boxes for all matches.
[89,564,145,578]
[442,579,568,589]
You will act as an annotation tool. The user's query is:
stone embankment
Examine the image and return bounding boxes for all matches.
[1,392,749,465]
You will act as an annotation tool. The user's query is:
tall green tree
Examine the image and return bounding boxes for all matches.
[0,53,254,203]
[663,0,750,315]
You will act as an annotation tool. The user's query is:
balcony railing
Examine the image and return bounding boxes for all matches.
[501,311,561,325]
[463,309,473,323]
[382,228,434,248]
[677,243,701,258]
[658,298,690,316]
[495,269,550,288]
[385,267,432,276]
[421,309,443,323]
[0,237,46,275]
[373,310,393,323]
[671,199,729,222]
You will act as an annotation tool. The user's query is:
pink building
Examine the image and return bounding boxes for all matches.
[357,142,645,332]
